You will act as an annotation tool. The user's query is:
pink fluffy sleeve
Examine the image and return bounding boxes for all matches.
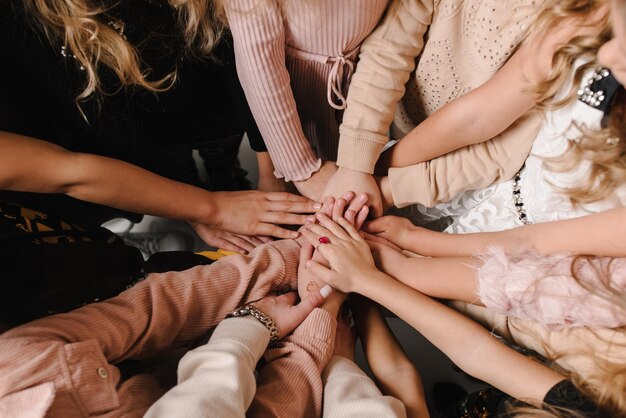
[476,248,626,330]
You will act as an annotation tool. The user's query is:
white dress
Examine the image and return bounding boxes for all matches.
[410,64,625,233]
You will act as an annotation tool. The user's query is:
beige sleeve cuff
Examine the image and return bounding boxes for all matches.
[209,317,271,359]
[322,356,407,418]
[388,164,432,208]
[388,111,541,208]
[336,127,389,173]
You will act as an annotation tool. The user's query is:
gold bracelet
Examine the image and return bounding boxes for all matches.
[227,304,280,344]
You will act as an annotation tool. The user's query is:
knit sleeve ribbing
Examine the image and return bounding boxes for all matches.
[224,0,321,182]
[337,0,434,173]
[388,111,541,207]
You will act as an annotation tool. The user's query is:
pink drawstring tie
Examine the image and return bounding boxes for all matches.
[286,45,359,110]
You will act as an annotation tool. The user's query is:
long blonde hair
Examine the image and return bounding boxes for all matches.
[493,252,625,416]
[24,0,226,105]
[526,0,626,206]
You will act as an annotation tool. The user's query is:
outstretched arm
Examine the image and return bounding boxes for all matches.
[146,289,331,418]
[300,219,565,403]
[324,0,435,213]
[365,208,626,258]
[382,11,606,168]
[362,274,565,403]
[0,131,319,245]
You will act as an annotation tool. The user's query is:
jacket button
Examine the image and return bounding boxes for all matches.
[97,367,109,379]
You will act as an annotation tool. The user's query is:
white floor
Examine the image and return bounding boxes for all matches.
[110,138,487,416]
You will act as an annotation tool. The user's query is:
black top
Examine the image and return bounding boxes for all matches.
[542,380,608,417]
[0,0,263,225]
[495,379,609,417]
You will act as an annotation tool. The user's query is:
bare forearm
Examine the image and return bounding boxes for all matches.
[67,153,215,223]
[406,209,626,258]
[389,256,481,303]
[386,50,534,169]
[360,273,563,402]
[388,99,496,168]
[354,302,428,418]
[0,131,217,224]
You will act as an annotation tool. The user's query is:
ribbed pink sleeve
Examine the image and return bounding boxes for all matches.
[0,239,301,417]
[225,0,321,182]
[250,309,336,418]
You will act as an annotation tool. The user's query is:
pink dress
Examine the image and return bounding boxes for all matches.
[225,0,389,181]
[477,247,626,329]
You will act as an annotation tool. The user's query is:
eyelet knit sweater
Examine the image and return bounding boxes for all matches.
[337,0,543,207]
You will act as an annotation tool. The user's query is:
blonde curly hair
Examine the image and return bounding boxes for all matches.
[25,0,226,106]
[527,0,626,206]
[500,3,626,416]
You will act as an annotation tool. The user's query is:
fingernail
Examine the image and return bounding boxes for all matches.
[360,194,368,202]
[320,285,333,298]
[306,216,316,223]
[313,203,322,210]
[291,231,299,238]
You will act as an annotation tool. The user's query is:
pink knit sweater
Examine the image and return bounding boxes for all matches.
[225,0,388,181]
[0,240,305,417]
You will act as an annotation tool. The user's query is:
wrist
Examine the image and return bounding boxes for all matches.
[376,176,394,210]
[358,270,390,299]
[296,161,337,200]
[320,291,346,316]
[199,190,221,227]
[227,304,280,345]
[336,166,361,176]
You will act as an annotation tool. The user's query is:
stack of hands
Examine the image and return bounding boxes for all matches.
[246,190,409,346]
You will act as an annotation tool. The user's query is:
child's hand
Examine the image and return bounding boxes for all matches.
[297,242,346,315]
[252,289,331,341]
[301,213,379,293]
[321,191,369,230]
[361,231,403,252]
[363,215,420,250]
[364,237,409,278]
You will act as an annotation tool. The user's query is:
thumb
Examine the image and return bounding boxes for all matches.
[362,219,381,233]
[291,284,333,321]
[300,242,314,265]
[355,205,370,230]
